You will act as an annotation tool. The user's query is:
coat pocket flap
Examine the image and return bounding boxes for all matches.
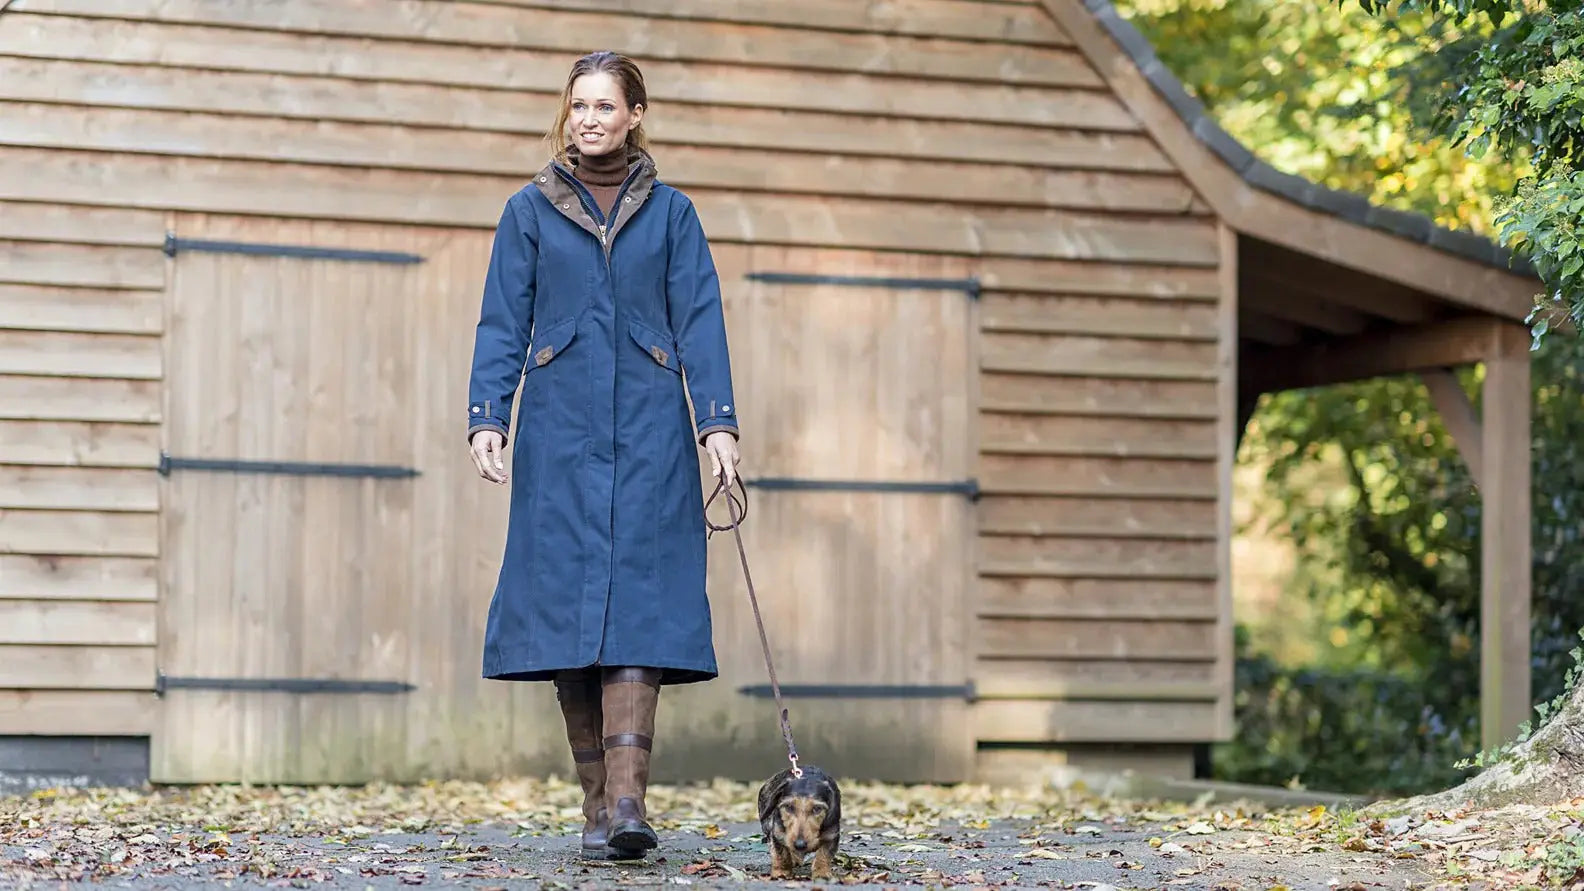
[627,319,680,374]
[527,317,577,371]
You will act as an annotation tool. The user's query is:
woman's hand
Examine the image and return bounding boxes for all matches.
[470,429,508,484]
[703,430,740,488]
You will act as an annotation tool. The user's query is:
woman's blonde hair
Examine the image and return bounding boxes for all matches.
[546,51,650,166]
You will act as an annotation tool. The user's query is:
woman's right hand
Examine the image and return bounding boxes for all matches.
[470,430,508,484]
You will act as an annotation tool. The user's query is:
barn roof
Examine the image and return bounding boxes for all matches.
[1077,0,1527,273]
[1047,0,1539,320]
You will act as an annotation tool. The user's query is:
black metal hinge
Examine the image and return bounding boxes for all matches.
[156,674,416,695]
[158,453,419,479]
[164,233,424,265]
[746,271,981,300]
[746,477,979,499]
[738,682,977,702]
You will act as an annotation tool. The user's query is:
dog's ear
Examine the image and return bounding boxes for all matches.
[820,779,842,831]
[757,773,790,824]
[815,775,838,807]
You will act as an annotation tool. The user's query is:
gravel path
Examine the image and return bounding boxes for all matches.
[3,810,1433,890]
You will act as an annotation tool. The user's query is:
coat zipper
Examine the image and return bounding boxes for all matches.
[556,164,643,272]
[550,161,651,619]
[557,165,639,612]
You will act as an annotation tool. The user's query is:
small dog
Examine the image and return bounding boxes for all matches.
[757,764,842,880]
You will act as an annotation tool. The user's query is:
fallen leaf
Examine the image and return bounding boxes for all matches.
[445,851,491,862]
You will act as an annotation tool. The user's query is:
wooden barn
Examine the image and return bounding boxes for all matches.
[0,0,1539,788]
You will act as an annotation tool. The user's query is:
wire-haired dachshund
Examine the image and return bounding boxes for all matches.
[756,764,841,880]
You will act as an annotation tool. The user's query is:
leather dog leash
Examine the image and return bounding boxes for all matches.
[705,476,803,778]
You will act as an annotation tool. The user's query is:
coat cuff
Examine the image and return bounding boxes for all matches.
[696,399,736,428]
[468,399,510,444]
[469,423,509,445]
[697,418,738,445]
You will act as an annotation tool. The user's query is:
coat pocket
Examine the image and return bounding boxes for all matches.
[627,318,681,376]
[525,316,578,376]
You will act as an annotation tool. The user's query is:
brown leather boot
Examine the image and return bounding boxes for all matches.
[554,669,613,859]
[602,666,662,854]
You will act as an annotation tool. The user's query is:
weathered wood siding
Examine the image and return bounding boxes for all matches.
[0,0,1231,781]
[153,215,497,783]
[970,251,1230,747]
[0,200,165,735]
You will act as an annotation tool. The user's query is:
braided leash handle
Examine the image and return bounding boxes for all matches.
[705,476,802,778]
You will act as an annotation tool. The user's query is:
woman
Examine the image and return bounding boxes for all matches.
[464,50,742,861]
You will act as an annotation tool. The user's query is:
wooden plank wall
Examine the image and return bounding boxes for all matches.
[683,247,978,784]
[0,0,1230,777]
[969,256,1227,747]
[146,219,981,784]
[0,200,165,736]
[150,214,569,783]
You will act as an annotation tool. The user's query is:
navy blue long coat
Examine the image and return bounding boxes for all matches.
[466,148,739,686]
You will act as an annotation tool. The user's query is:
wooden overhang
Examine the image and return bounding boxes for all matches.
[1044,0,1539,751]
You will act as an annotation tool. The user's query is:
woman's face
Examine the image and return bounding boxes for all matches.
[566,71,642,158]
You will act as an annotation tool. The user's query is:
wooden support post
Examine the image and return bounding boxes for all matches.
[1480,321,1532,752]
[1421,368,1485,489]
[1213,224,1237,741]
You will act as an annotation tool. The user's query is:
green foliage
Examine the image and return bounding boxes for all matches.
[1537,832,1584,885]
[1467,9,1584,340]
[1216,636,1477,796]
[1116,0,1523,231]
[1227,333,1584,794]
[1455,630,1584,771]
[1499,168,1584,344]
[1457,18,1584,164]
[1491,821,1584,886]
[1118,0,1584,797]
[1238,372,1482,683]
[1344,0,1584,341]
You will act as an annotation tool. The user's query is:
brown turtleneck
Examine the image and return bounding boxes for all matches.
[572,148,630,221]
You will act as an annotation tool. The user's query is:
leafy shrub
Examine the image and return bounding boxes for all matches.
[1213,641,1478,797]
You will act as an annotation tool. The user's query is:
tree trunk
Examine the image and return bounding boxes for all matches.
[1371,681,1584,815]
